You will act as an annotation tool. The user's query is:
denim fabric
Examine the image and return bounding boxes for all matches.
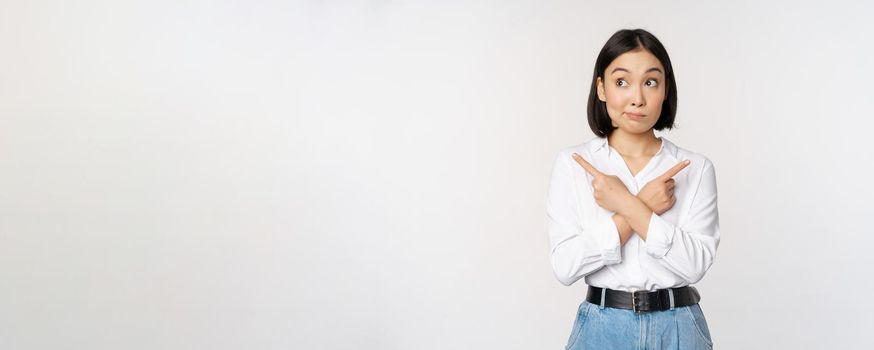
[565,301,713,350]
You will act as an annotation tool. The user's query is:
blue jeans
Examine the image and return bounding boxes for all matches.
[565,301,713,350]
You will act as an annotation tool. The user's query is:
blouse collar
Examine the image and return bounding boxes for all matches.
[590,136,679,162]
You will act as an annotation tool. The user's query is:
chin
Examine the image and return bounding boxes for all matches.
[617,125,655,135]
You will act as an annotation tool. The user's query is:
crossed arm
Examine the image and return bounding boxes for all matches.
[571,153,690,245]
[548,152,719,285]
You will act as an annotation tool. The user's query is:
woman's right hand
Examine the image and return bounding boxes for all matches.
[638,160,690,215]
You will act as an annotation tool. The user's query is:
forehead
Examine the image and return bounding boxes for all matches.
[606,49,664,74]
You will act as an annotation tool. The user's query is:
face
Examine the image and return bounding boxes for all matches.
[596,48,667,135]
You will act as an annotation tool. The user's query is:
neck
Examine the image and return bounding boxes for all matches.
[607,129,660,157]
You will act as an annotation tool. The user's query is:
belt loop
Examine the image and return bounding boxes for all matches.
[668,288,675,310]
[599,287,607,309]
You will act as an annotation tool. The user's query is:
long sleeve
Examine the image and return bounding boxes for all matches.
[644,158,720,284]
[547,152,622,286]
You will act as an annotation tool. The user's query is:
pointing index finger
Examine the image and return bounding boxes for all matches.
[572,153,603,178]
[659,160,691,180]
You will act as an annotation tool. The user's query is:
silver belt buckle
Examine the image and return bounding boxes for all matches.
[632,291,640,313]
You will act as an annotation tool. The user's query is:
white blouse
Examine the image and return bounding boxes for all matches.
[546,136,720,292]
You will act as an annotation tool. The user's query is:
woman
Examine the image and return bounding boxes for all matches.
[547,28,720,349]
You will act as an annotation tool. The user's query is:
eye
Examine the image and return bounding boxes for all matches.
[645,79,659,87]
[615,79,628,87]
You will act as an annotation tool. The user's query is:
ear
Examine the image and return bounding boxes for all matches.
[596,77,607,102]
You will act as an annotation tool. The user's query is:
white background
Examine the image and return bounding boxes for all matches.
[1,1,873,349]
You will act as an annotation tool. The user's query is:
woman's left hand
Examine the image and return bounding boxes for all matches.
[572,153,633,213]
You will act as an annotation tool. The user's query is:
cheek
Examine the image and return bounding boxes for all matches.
[605,92,626,122]
[644,90,665,120]
[646,88,666,104]
[605,87,627,107]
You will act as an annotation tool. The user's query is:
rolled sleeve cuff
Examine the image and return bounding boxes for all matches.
[645,212,676,259]
[592,216,622,265]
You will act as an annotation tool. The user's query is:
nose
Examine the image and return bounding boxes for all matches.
[630,86,645,107]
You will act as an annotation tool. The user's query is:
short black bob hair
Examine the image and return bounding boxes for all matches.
[587,29,677,137]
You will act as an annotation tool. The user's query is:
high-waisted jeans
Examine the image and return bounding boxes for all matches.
[565,301,713,350]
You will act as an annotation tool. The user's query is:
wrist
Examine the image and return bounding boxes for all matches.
[634,192,654,210]
[619,193,639,211]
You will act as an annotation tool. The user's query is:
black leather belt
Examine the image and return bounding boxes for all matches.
[586,285,701,313]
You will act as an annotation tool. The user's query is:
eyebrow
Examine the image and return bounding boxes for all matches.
[610,67,663,75]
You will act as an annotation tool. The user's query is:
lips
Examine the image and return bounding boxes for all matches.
[625,112,645,120]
